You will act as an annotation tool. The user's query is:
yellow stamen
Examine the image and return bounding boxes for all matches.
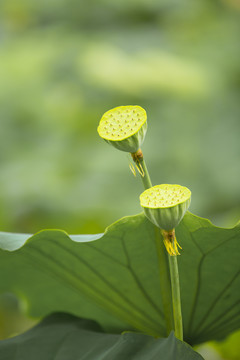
[161,229,182,256]
[135,160,145,177]
[129,161,136,176]
[131,149,145,177]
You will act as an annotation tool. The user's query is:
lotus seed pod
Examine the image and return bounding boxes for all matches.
[140,184,191,255]
[140,184,191,231]
[97,105,147,153]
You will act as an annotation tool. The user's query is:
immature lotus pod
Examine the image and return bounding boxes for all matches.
[140,184,191,255]
[97,105,147,153]
[140,184,191,231]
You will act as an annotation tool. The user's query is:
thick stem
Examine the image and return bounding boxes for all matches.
[131,149,173,336]
[168,254,183,341]
[138,158,152,189]
[154,228,174,335]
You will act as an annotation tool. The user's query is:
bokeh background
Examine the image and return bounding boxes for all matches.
[0,0,239,358]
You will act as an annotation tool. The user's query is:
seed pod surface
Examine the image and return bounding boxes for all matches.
[97,105,147,153]
[140,184,191,231]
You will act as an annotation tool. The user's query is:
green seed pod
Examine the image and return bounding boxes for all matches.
[97,105,147,153]
[140,184,191,231]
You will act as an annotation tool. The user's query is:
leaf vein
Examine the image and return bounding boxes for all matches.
[193,269,240,334]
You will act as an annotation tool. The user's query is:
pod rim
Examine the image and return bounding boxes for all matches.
[97,105,147,141]
[140,184,191,209]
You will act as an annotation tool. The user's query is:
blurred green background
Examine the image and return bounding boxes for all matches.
[0,0,239,357]
[0,0,239,235]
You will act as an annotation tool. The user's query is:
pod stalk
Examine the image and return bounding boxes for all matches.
[132,149,173,336]
[131,149,152,189]
[168,253,183,341]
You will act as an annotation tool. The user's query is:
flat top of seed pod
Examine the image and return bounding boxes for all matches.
[140,184,191,209]
[97,105,147,141]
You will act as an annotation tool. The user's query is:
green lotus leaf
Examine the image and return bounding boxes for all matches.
[0,212,239,345]
[0,312,203,360]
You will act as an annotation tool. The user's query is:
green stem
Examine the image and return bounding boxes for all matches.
[131,149,152,189]
[168,254,183,341]
[131,149,173,336]
[138,156,152,189]
[154,228,173,335]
